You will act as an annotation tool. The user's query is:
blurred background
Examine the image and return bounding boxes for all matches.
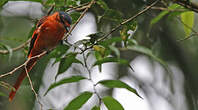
[0,0,198,110]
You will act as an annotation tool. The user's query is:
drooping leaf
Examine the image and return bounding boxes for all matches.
[127,45,174,91]
[98,80,142,98]
[44,76,86,95]
[64,91,93,110]
[91,106,100,110]
[109,45,120,58]
[127,45,169,69]
[102,96,124,110]
[56,52,83,79]
[181,11,194,37]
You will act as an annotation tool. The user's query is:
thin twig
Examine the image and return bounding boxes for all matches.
[0,38,31,54]
[66,2,90,12]
[24,66,43,110]
[151,6,186,12]
[0,51,47,78]
[173,0,198,13]
[82,52,102,106]
[0,81,15,91]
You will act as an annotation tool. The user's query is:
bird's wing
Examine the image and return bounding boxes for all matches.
[27,16,48,57]
[27,31,38,56]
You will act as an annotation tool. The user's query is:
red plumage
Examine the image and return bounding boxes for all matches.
[9,12,71,101]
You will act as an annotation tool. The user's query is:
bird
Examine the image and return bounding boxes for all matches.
[9,11,72,101]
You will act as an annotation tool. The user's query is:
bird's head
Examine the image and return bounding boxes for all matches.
[58,11,72,32]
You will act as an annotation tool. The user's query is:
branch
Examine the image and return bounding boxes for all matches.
[98,0,160,42]
[173,0,198,13]
[0,38,31,54]
[151,6,186,12]
[25,66,43,110]
[0,51,47,78]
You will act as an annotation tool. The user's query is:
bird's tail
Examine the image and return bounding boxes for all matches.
[9,58,38,101]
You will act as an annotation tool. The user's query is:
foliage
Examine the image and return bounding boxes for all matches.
[0,0,197,110]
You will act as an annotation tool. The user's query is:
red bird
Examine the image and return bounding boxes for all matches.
[9,11,72,101]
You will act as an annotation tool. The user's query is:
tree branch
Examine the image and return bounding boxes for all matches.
[173,0,198,13]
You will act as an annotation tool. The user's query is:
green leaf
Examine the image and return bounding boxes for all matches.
[150,4,181,25]
[96,0,109,10]
[127,45,169,69]
[102,96,124,110]
[109,45,120,58]
[44,76,86,95]
[99,37,122,47]
[91,106,100,110]
[98,80,142,98]
[64,91,93,110]
[93,57,134,71]
[56,53,83,79]
[150,10,169,25]
[181,11,194,37]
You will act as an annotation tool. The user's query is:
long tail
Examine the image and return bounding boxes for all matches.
[9,58,38,101]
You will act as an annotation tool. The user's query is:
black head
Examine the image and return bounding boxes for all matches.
[58,11,72,32]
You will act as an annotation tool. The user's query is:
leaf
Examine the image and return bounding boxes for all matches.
[150,4,181,25]
[96,0,109,10]
[99,37,122,47]
[64,91,93,110]
[91,106,100,110]
[93,57,134,72]
[56,52,83,79]
[98,80,142,98]
[150,10,169,25]
[127,45,174,92]
[181,11,194,37]
[127,45,169,69]
[102,96,124,110]
[44,76,86,95]
[109,45,120,58]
